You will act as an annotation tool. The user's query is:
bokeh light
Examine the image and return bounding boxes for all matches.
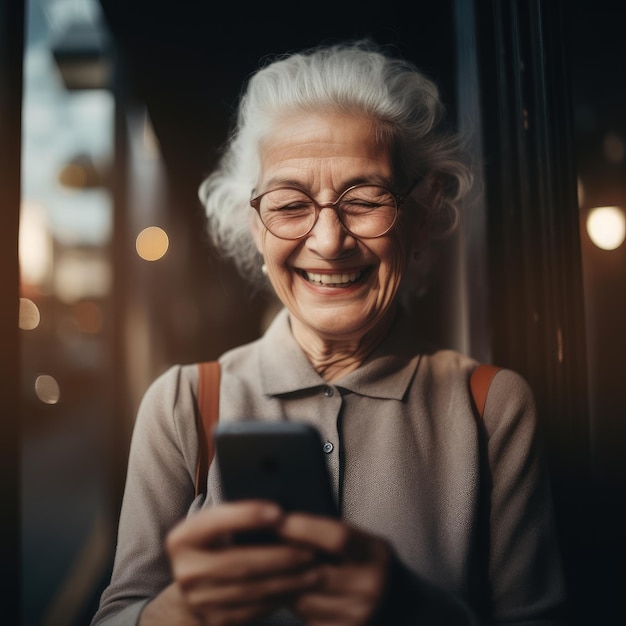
[57,154,104,189]
[586,206,626,250]
[54,252,112,303]
[34,374,61,405]
[57,162,88,188]
[19,200,53,287]
[136,226,169,261]
[19,297,41,330]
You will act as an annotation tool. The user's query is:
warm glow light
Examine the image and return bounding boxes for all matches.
[586,206,626,250]
[136,226,169,261]
[19,297,41,330]
[35,374,61,404]
[143,115,161,158]
[19,200,53,286]
[58,162,87,188]
[54,252,112,303]
[57,154,103,189]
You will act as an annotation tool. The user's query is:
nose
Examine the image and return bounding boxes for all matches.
[305,206,357,258]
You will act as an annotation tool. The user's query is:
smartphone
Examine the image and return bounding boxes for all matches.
[214,421,338,523]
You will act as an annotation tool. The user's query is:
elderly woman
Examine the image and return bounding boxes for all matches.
[92,41,566,625]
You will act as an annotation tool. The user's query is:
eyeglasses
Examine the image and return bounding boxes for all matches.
[250,183,408,240]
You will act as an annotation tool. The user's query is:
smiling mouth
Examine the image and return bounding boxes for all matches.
[297,269,367,286]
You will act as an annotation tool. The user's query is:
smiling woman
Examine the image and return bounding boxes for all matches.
[248,111,416,371]
[92,40,567,626]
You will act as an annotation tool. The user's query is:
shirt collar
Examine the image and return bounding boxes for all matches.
[257,307,422,400]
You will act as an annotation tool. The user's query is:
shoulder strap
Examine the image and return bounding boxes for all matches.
[470,363,501,419]
[468,363,501,612]
[195,361,221,497]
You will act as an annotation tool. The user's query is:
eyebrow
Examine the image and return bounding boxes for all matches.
[262,177,310,190]
[259,174,395,193]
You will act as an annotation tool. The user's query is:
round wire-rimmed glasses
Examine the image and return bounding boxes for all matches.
[250,183,407,240]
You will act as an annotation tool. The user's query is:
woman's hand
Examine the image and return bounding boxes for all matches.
[164,501,322,625]
[277,514,394,626]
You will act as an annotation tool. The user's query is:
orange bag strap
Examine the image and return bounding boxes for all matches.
[195,361,221,497]
[470,363,501,418]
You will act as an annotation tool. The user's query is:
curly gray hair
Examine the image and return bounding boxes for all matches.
[199,40,473,290]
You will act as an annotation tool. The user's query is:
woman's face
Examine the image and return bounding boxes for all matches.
[252,111,418,343]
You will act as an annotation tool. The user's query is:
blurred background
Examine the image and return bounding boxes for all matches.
[1,0,624,624]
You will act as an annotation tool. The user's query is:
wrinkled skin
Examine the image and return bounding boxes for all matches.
[251,111,420,382]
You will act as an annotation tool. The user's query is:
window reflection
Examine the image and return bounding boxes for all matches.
[20,1,114,624]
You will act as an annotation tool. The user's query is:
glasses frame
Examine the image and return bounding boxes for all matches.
[250,182,409,240]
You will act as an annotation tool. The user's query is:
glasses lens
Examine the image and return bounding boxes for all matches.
[258,189,316,238]
[255,184,399,239]
[338,185,398,237]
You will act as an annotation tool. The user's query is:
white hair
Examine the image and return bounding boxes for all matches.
[199,40,473,289]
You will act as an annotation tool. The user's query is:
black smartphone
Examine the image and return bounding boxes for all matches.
[214,421,338,524]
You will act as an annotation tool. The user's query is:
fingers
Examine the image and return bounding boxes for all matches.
[292,587,368,625]
[289,561,392,626]
[184,565,321,609]
[277,512,351,555]
[166,505,393,626]
[278,513,390,564]
[277,517,394,626]
[178,561,322,625]
[165,502,326,624]
[174,542,317,586]
[167,500,283,551]
[167,502,319,591]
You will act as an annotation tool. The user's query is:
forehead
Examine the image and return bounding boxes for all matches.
[258,111,394,187]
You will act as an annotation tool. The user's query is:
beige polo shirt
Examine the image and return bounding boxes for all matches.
[92,308,566,625]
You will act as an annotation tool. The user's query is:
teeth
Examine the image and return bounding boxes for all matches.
[304,271,360,285]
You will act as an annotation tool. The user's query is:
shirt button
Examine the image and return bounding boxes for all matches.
[323,386,334,397]
[322,442,334,454]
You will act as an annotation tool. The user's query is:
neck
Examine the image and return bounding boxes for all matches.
[290,307,398,383]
